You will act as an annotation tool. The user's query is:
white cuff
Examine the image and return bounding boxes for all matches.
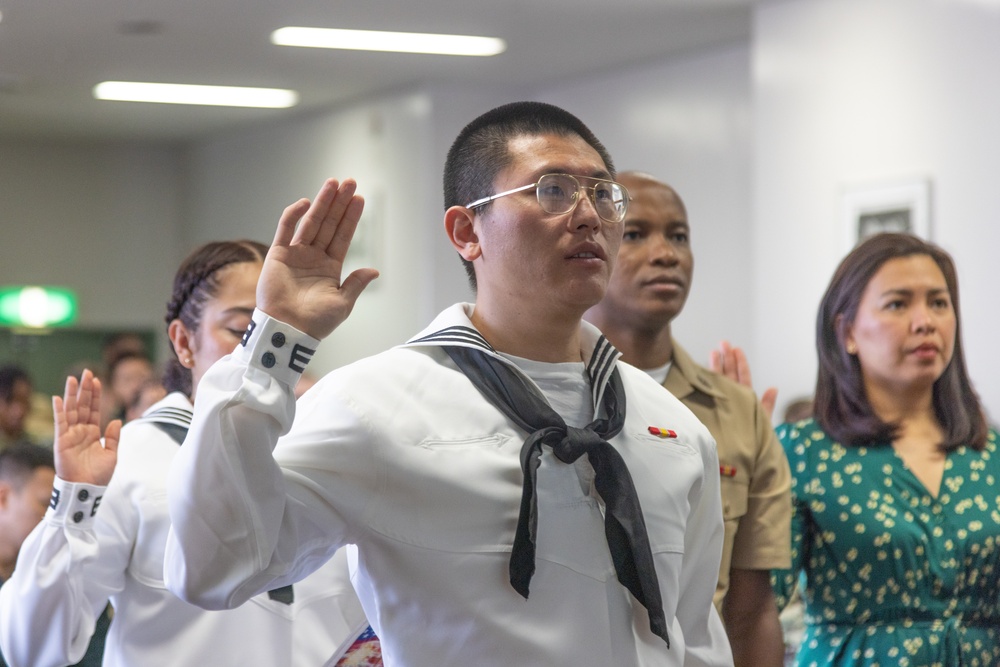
[234,309,321,386]
[47,477,107,527]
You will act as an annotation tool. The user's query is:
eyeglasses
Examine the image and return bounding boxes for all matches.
[465,173,630,224]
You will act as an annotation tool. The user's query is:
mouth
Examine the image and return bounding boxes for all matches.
[909,342,940,358]
[567,244,606,262]
[642,276,685,289]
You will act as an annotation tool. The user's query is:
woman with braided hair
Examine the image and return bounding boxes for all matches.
[0,240,371,666]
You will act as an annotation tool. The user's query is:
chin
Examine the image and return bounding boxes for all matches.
[563,286,608,313]
[635,296,681,320]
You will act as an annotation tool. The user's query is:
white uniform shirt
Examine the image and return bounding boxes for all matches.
[0,392,367,667]
[165,304,734,667]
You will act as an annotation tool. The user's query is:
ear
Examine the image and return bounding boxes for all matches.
[444,206,482,262]
[836,314,858,355]
[0,483,10,510]
[168,319,196,368]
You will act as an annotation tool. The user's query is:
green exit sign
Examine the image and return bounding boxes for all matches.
[0,286,79,328]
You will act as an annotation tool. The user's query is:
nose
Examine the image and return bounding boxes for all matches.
[568,189,601,232]
[649,234,679,266]
[911,304,937,334]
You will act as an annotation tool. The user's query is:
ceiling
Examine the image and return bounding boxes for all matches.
[0,0,764,143]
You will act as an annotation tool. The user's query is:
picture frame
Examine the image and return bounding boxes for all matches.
[840,179,931,251]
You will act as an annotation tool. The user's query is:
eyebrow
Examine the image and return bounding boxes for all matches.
[624,219,689,229]
[879,287,949,297]
[221,306,256,317]
[531,166,613,181]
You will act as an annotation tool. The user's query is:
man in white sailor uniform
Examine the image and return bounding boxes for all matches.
[165,101,734,667]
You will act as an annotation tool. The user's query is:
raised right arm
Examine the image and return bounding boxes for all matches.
[164,178,378,610]
[0,371,127,667]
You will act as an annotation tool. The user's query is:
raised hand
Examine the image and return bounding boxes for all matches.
[53,369,121,486]
[709,340,778,421]
[258,178,380,339]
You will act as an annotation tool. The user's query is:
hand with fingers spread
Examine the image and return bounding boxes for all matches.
[709,340,778,421]
[53,369,121,486]
[258,178,380,340]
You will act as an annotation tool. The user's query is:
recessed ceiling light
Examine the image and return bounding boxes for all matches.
[271,27,506,57]
[117,19,165,36]
[93,81,299,108]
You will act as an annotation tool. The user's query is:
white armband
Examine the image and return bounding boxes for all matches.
[234,308,321,386]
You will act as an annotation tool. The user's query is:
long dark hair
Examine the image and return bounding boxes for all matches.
[163,240,268,397]
[814,232,987,451]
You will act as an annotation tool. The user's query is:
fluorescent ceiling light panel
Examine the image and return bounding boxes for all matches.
[93,82,299,108]
[271,27,506,57]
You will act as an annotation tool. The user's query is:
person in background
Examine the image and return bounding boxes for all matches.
[0,444,109,667]
[0,367,36,450]
[105,352,156,423]
[0,240,370,667]
[123,376,167,424]
[164,101,732,666]
[772,232,999,665]
[708,341,778,422]
[0,444,54,585]
[778,397,813,425]
[100,333,148,373]
[708,342,812,666]
[584,171,790,666]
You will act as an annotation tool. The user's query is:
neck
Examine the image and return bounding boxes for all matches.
[585,312,674,370]
[471,297,585,363]
[866,381,937,427]
[0,547,15,582]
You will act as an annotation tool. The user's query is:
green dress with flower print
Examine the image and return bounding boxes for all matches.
[772,420,1000,667]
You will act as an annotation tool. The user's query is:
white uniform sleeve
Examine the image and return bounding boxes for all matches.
[677,437,735,667]
[165,310,366,611]
[0,478,129,667]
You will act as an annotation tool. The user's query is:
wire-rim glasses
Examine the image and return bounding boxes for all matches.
[465,173,630,223]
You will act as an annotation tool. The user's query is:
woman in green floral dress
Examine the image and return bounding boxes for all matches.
[773,233,999,667]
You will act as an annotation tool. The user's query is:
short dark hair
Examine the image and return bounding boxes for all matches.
[814,232,987,451]
[108,351,152,381]
[443,101,615,290]
[0,443,54,490]
[0,365,31,402]
[101,331,148,367]
[163,240,268,396]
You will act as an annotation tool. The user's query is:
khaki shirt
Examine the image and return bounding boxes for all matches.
[664,340,792,612]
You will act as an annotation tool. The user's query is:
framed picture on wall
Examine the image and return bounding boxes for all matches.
[840,178,931,251]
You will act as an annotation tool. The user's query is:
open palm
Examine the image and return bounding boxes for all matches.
[257,178,380,340]
[709,340,779,421]
[53,369,120,486]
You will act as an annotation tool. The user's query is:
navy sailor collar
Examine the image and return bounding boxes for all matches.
[404,303,622,410]
[132,391,193,445]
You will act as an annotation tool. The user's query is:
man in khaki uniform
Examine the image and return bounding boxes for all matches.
[585,172,791,667]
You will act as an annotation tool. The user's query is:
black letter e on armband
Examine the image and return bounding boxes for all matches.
[289,343,315,373]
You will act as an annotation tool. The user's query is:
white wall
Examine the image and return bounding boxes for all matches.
[537,45,753,371]
[7,1,1000,423]
[423,84,528,311]
[178,63,751,377]
[753,0,1000,421]
[180,89,449,374]
[0,47,754,387]
[0,140,184,329]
